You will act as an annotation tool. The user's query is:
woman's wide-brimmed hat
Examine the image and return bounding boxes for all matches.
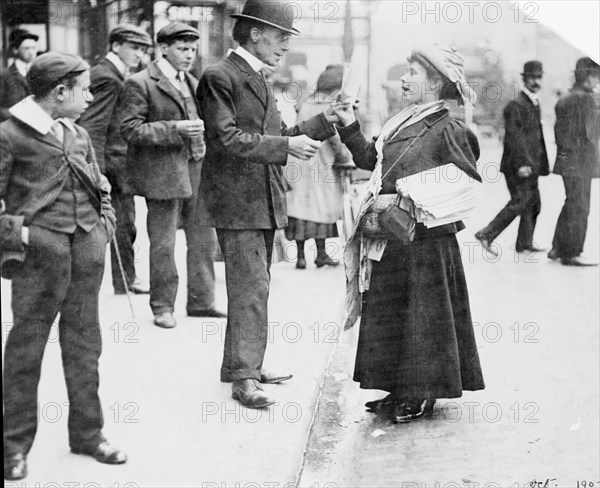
[231,0,300,35]
[410,43,476,106]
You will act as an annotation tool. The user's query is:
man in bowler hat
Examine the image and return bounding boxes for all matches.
[79,24,153,295]
[196,0,339,408]
[120,22,224,329]
[476,61,549,255]
[0,29,39,121]
[2,52,126,481]
[548,57,600,266]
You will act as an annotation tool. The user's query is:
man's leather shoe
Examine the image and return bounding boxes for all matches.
[259,370,293,384]
[516,245,546,253]
[561,256,598,267]
[315,254,339,268]
[187,308,227,318]
[232,379,276,408]
[547,248,559,260]
[154,312,176,328]
[475,232,498,257]
[115,278,150,295]
[296,257,307,269]
[4,453,27,480]
[72,441,127,464]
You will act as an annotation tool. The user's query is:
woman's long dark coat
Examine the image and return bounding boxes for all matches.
[338,109,485,400]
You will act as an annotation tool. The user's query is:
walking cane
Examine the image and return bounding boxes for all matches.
[112,235,136,318]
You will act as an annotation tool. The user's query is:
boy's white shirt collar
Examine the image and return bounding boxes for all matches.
[234,46,264,73]
[106,52,128,77]
[9,96,76,135]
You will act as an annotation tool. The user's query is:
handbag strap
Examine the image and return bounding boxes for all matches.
[380,111,447,182]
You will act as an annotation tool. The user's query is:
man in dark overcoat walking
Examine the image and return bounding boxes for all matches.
[78,24,152,294]
[0,29,39,121]
[120,22,224,329]
[196,0,338,408]
[476,61,549,255]
[548,57,600,266]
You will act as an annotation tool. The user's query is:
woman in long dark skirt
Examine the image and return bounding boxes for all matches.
[332,43,485,423]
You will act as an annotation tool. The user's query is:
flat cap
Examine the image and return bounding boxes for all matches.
[109,24,152,47]
[9,28,39,50]
[156,22,199,44]
[27,52,90,96]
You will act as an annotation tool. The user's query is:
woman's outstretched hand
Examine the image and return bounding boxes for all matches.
[330,100,356,127]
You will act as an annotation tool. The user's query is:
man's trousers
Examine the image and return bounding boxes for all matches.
[3,224,108,455]
[145,162,217,315]
[552,176,592,259]
[107,179,137,293]
[479,174,541,250]
[216,229,274,382]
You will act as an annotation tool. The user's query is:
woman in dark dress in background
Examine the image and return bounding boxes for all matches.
[333,43,485,423]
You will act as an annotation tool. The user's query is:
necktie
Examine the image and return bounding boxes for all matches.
[178,72,191,97]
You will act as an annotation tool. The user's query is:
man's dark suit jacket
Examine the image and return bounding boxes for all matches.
[196,51,336,229]
[554,85,600,179]
[78,58,128,182]
[120,61,200,200]
[0,63,31,122]
[500,91,549,177]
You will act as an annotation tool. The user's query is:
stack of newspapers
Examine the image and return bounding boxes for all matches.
[396,164,476,228]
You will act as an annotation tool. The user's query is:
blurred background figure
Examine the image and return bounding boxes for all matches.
[0,29,39,121]
[285,64,353,269]
[548,57,600,266]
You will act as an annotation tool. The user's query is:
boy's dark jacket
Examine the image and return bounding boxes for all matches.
[0,116,115,276]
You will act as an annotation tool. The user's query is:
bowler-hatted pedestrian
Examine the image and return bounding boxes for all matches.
[475,61,549,256]
[196,0,339,409]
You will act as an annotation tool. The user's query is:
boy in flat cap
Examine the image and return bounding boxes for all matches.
[79,24,152,295]
[476,60,549,256]
[1,52,126,481]
[197,0,338,408]
[120,21,224,329]
[0,28,39,121]
[548,57,600,266]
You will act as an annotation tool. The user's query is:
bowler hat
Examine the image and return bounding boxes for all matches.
[9,28,39,51]
[521,60,543,77]
[109,24,152,47]
[156,22,200,44]
[27,52,90,96]
[231,0,300,35]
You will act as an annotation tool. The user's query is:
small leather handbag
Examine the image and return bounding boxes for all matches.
[359,193,416,243]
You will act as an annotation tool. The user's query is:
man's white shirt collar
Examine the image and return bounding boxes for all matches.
[157,57,180,81]
[9,96,76,136]
[14,58,31,78]
[106,52,128,78]
[522,87,539,105]
[234,46,264,73]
